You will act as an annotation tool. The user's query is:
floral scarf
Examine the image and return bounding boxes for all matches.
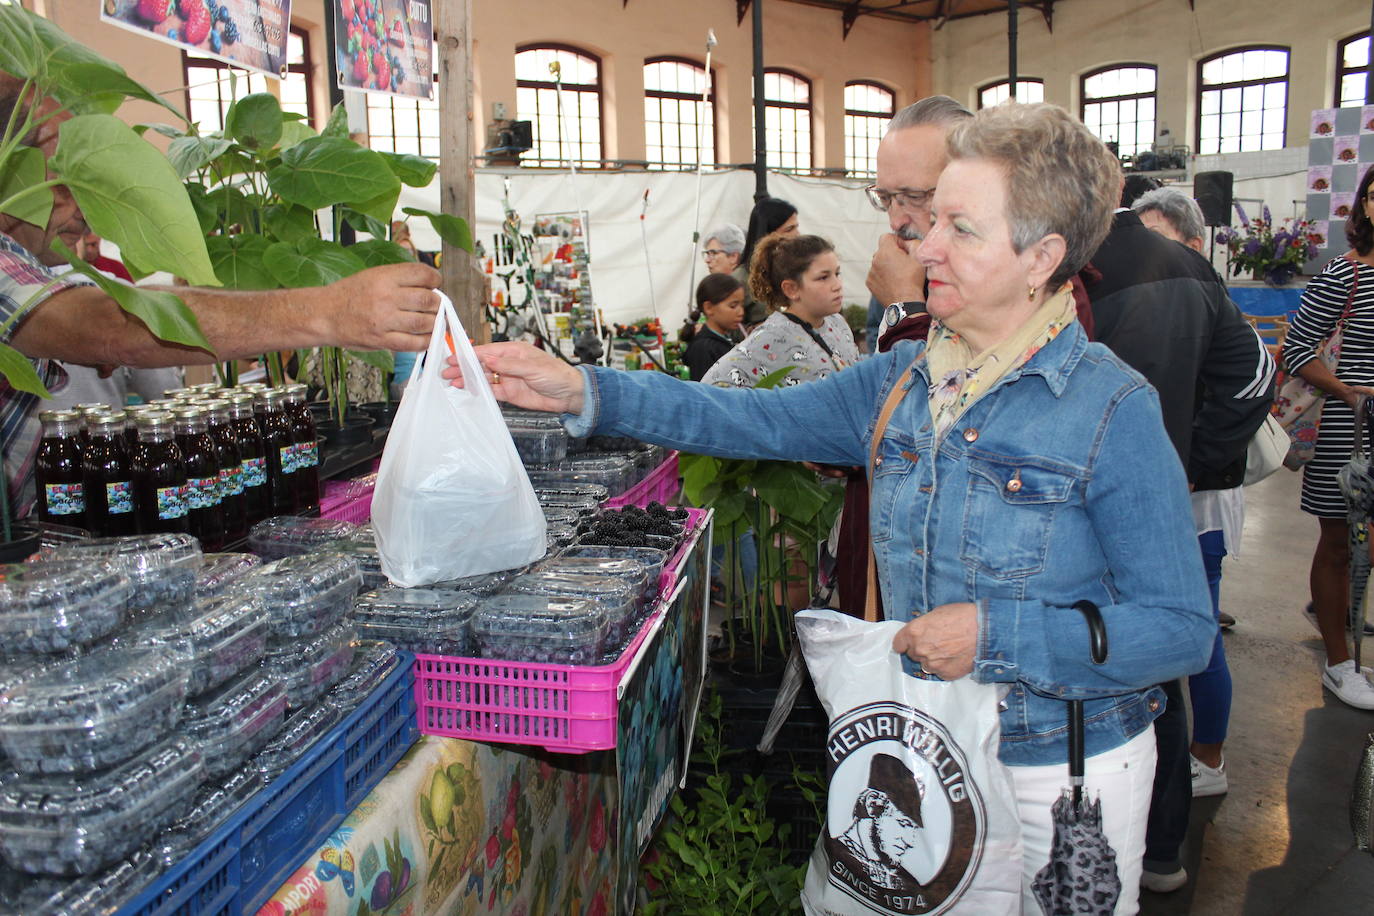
[926,284,1077,439]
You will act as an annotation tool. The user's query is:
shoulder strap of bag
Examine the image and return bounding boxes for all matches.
[864,356,923,622]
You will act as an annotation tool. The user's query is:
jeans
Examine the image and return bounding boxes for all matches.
[709,528,757,594]
[1190,530,1232,745]
[1143,677,1191,873]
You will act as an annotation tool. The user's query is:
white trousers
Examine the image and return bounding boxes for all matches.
[1010,727,1157,916]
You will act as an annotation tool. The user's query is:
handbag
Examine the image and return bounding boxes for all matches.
[1272,254,1360,470]
[1244,413,1289,485]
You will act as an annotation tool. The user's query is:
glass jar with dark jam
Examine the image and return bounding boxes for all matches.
[34,409,86,527]
[82,411,135,537]
[260,388,297,516]
[202,399,247,543]
[74,404,110,446]
[173,406,225,550]
[227,392,269,525]
[282,383,320,513]
[131,411,189,535]
[121,405,152,451]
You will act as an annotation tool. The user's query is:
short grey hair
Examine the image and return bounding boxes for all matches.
[887,95,972,134]
[1132,187,1206,245]
[704,223,745,254]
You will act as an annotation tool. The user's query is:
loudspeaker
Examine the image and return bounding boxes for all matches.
[509,120,532,152]
[1194,170,1234,227]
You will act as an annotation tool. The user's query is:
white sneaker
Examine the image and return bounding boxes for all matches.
[1322,659,1374,710]
[1140,867,1188,893]
[1190,754,1229,797]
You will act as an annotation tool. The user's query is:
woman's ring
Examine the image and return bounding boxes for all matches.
[491,372,502,385]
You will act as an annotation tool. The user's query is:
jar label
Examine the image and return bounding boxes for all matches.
[106,481,133,515]
[43,482,84,515]
[280,444,298,474]
[187,476,219,510]
[299,439,319,469]
[156,484,188,520]
[219,464,245,497]
[242,456,266,488]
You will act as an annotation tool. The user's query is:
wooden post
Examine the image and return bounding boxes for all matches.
[434,0,485,341]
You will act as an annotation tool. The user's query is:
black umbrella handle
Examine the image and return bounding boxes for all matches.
[1359,395,1374,462]
[1068,601,1109,803]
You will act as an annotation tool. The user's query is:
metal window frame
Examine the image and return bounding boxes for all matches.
[1194,45,1290,155]
[1335,31,1371,107]
[1078,64,1157,157]
[643,55,718,170]
[760,67,813,171]
[516,43,604,168]
[843,80,895,177]
[976,77,1044,109]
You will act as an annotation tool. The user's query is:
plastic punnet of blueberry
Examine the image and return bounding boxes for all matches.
[424,568,519,597]
[46,533,201,616]
[252,699,342,782]
[155,765,265,864]
[247,516,360,561]
[0,559,131,656]
[504,571,639,656]
[329,640,400,705]
[0,646,189,775]
[508,425,569,465]
[127,592,268,696]
[0,847,162,915]
[0,736,203,876]
[535,482,610,504]
[352,589,477,655]
[194,552,263,600]
[317,534,386,590]
[181,668,288,781]
[558,545,670,593]
[246,553,362,642]
[262,622,356,709]
[537,556,652,604]
[472,593,609,665]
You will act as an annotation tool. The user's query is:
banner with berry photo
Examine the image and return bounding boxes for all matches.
[334,0,433,99]
[102,0,292,79]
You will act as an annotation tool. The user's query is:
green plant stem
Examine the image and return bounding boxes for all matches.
[0,177,64,228]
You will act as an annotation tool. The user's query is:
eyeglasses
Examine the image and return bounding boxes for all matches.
[865,185,937,213]
[702,249,728,258]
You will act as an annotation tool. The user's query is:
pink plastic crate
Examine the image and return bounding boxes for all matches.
[604,451,679,508]
[413,507,706,753]
[320,472,377,523]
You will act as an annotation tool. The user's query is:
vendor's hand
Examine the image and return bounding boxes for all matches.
[324,262,442,351]
[891,602,978,680]
[866,234,926,307]
[1340,384,1374,411]
[442,341,585,414]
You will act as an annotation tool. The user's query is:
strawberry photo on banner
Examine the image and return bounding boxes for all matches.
[102,0,292,78]
[333,0,433,99]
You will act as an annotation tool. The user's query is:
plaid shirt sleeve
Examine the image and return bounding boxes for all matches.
[0,232,96,519]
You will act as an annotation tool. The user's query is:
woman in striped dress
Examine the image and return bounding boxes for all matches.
[1284,165,1374,709]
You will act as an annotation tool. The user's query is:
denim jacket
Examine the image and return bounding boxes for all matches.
[567,323,1214,766]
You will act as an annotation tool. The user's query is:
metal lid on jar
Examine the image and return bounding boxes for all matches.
[37,409,81,425]
[87,411,128,435]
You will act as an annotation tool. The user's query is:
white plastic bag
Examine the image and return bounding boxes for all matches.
[371,294,546,586]
[796,609,1022,916]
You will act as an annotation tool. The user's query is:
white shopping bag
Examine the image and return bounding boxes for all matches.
[371,294,546,586]
[796,609,1022,916]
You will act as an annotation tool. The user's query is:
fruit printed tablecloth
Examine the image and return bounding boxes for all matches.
[257,736,619,916]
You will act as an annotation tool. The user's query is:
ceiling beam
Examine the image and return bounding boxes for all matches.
[842,0,863,38]
[737,0,752,26]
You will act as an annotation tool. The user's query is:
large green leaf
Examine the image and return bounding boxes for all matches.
[224,93,282,150]
[678,453,721,507]
[0,145,51,228]
[349,349,395,373]
[0,341,49,398]
[277,119,316,152]
[321,103,349,139]
[53,240,212,353]
[709,488,751,534]
[184,183,217,234]
[379,151,437,187]
[263,237,366,288]
[262,203,316,244]
[349,239,413,267]
[51,114,217,285]
[166,135,233,180]
[754,366,797,390]
[751,462,830,525]
[342,207,388,240]
[206,234,276,290]
[350,184,401,225]
[403,207,473,253]
[266,137,399,210]
[206,186,251,230]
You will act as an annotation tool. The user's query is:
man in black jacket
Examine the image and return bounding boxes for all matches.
[1085,196,1275,895]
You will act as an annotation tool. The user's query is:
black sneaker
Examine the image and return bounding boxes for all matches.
[1303,602,1374,637]
[1218,611,1236,630]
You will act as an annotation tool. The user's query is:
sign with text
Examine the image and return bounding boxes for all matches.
[102,0,291,79]
[332,0,433,99]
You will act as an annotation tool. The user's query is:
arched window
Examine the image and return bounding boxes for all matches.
[1080,65,1157,159]
[643,58,715,170]
[977,78,1043,109]
[1196,46,1289,155]
[366,75,440,159]
[844,81,895,178]
[758,69,812,171]
[1337,33,1371,107]
[516,45,602,168]
[183,25,314,131]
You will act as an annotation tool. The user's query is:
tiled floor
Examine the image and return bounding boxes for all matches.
[1140,469,1374,915]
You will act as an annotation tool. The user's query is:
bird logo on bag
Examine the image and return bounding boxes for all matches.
[821,702,985,914]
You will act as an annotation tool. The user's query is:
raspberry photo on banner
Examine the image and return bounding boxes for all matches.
[333,0,433,99]
[102,0,291,78]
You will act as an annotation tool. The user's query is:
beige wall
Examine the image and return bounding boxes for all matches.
[470,0,932,171]
[931,0,1370,156]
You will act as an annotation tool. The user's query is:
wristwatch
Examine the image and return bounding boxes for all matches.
[884,301,926,328]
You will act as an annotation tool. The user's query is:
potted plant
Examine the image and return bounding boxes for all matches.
[1217,203,1323,287]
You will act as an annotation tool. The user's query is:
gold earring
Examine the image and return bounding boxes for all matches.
[1027,284,1036,301]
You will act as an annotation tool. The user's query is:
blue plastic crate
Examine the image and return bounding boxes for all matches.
[115,654,418,916]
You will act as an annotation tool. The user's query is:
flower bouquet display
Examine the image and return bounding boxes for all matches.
[1216,203,1323,287]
